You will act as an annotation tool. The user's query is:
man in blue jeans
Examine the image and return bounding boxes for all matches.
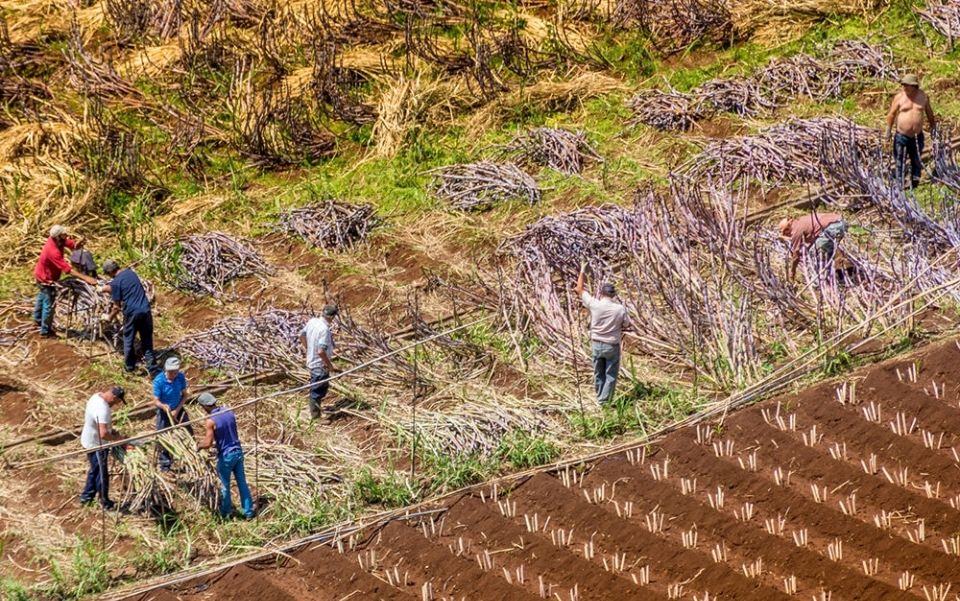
[196,392,255,519]
[886,73,936,189]
[299,304,339,420]
[101,259,156,375]
[79,386,126,509]
[576,263,630,405]
[33,225,97,337]
[153,356,190,470]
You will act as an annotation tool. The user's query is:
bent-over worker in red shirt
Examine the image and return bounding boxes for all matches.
[778,212,848,281]
[33,225,96,337]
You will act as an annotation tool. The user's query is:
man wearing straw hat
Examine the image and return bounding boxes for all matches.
[196,392,255,519]
[32,225,97,337]
[153,356,191,471]
[300,304,339,420]
[79,386,126,510]
[886,73,937,189]
[576,264,629,405]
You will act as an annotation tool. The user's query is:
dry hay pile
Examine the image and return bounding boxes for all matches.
[502,127,602,175]
[431,162,541,211]
[628,40,897,131]
[919,0,960,42]
[159,232,272,297]
[679,117,880,187]
[730,0,888,43]
[276,200,378,251]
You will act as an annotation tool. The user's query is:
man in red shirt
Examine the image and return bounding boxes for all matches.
[33,225,97,336]
[778,212,848,281]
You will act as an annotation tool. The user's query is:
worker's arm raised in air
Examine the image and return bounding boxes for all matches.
[575,261,587,297]
[197,419,215,450]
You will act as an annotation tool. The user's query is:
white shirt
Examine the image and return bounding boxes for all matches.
[581,292,628,345]
[80,393,111,449]
[301,317,335,370]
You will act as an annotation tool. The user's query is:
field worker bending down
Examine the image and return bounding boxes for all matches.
[101,259,156,376]
[153,357,191,471]
[779,212,848,281]
[33,225,97,337]
[196,392,255,519]
[576,263,630,405]
[300,304,339,420]
[886,73,936,189]
[79,386,126,510]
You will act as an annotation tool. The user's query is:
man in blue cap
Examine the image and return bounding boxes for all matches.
[101,259,156,376]
[153,356,190,470]
[197,392,255,519]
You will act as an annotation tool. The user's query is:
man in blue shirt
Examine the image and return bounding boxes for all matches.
[197,392,255,519]
[153,356,190,470]
[101,259,155,376]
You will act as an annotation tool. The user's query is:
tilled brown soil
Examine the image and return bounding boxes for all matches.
[128,338,960,601]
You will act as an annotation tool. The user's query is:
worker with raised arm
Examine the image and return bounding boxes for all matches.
[79,386,126,510]
[196,392,255,519]
[33,225,97,337]
[153,357,191,471]
[779,212,848,281]
[101,259,156,376]
[299,304,339,420]
[576,263,629,405]
[886,73,936,189]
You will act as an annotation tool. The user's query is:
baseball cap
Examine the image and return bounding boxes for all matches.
[102,259,119,274]
[164,357,181,371]
[196,392,217,407]
[49,225,67,238]
[323,304,340,317]
[601,283,616,296]
[111,386,126,402]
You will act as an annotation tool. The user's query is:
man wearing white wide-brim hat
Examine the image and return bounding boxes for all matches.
[886,73,937,189]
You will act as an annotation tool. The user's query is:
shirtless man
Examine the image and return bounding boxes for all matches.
[885,73,936,189]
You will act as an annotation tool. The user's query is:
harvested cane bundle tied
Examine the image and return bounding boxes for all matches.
[431,161,541,211]
[626,90,705,131]
[276,200,379,251]
[155,427,220,511]
[118,446,175,514]
[502,127,602,174]
[53,276,154,347]
[159,232,272,297]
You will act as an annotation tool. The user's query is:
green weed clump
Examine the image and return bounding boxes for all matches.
[496,431,561,470]
[352,467,418,508]
[42,539,111,600]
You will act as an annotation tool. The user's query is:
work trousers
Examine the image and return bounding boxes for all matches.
[216,449,255,518]
[592,341,621,405]
[813,220,848,260]
[123,311,156,373]
[308,368,330,418]
[80,449,110,506]
[894,132,924,188]
[33,285,57,335]
[156,407,192,469]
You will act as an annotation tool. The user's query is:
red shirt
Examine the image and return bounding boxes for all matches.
[34,237,77,283]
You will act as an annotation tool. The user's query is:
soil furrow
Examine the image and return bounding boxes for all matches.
[436,493,667,600]
[585,454,915,600]
[269,543,418,600]
[508,473,791,601]
[364,520,540,600]
[658,435,960,587]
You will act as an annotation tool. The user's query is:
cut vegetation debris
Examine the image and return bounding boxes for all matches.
[502,128,602,175]
[158,232,272,298]
[276,200,379,250]
[918,0,960,42]
[431,162,541,211]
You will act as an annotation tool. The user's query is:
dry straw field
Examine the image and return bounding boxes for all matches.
[2,0,960,599]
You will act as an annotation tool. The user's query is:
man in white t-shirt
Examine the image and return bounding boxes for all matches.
[299,304,339,420]
[576,264,630,405]
[79,386,126,509]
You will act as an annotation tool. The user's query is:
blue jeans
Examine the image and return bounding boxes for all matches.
[33,285,56,334]
[592,341,621,404]
[813,220,848,259]
[123,311,155,372]
[217,449,254,518]
[156,407,192,469]
[894,132,924,188]
[80,449,111,507]
[309,368,330,418]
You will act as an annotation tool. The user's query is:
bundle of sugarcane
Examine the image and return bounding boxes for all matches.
[118,446,176,514]
[156,427,219,511]
[679,117,880,187]
[614,0,732,53]
[52,277,159,348]
[160,232,273,297]
[276,200,379,250]
[918,1,960,43]
[431,162,541,211]
[177,308,311,378]
[694,77,771,116]
[626,89,704,131]
[336,309,432,393]
[247,442,342,512]
[501,127,602,174]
